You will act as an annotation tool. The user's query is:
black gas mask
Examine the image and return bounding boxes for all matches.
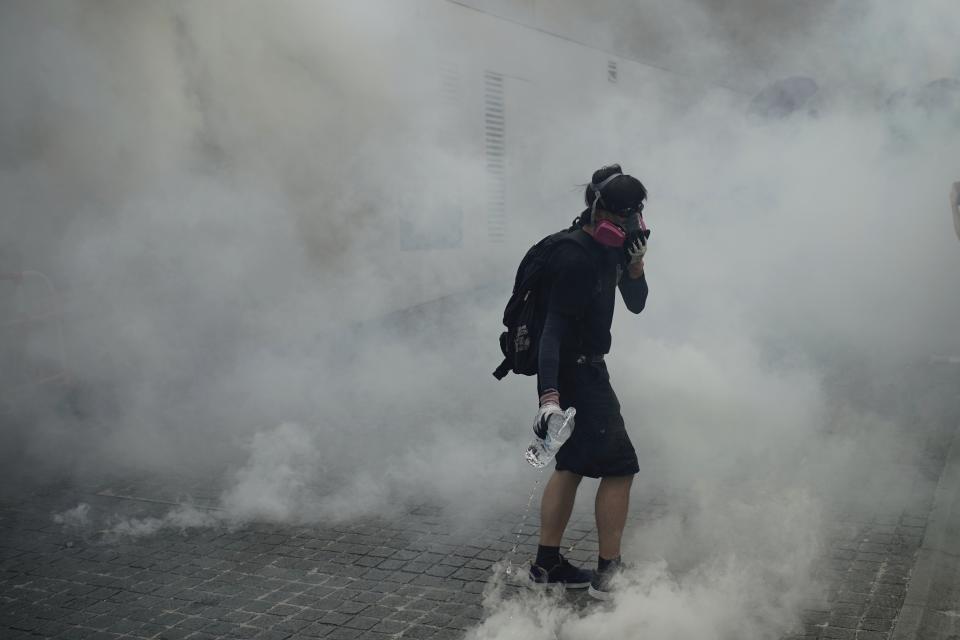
[621,202,650,250]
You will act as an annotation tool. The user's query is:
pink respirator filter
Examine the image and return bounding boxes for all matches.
[593,220,627,247]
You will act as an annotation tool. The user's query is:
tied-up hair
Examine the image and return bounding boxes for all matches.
[568,164,648,231]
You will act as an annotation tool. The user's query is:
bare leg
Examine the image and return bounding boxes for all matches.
[539,470,583,547]
[595,475,633,559]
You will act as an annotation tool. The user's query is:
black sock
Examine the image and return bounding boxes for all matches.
[598,555,620,572]
[536,545,561,568]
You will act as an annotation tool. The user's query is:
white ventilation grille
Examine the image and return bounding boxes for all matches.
[484,71,506,243]
[608,60,618,83]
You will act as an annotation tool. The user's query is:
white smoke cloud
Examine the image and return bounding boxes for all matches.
[4,1,959,638]
[52,501,220,539]
[105,504,221,538]
[52,502,92,529]
[473,486,823,640]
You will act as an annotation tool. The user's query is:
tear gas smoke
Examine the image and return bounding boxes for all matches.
[53,502,220,539]
[4,1,960,639]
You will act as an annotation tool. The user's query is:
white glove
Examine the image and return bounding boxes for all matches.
[534,390,562,439]
[626,234,647,265]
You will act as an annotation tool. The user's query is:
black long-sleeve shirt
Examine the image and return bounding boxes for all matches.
[536,231,648,395]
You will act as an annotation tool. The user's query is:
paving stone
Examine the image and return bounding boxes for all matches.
[389,608,424,622]
[425,565,457,578]
[859,617,894,632]
[420,612,453,627]
[820,627,856,640]
[248,613,287,629]
[240,600,276,613]
[269,603,303,617]
[864,606,897,619]
[352,590,383,605]
[287,594,326,608]
[370,617,409,634]
[829,603,866,618]
[342,615,379,630]
[252,630,293,640]
[153,626,195,639]
[334,600,368,615]
[874,583,906,597]
[827,615,860,629]
[835,592,870,605]
[53,626,100,639]
[318,611,353,626]
[273,617,314,633]
[448,616,473,630]
[403,625,439,640]
[201,619,249,635]
[383,571,417,584]
[173,616,208,631]
[300,622,338,637]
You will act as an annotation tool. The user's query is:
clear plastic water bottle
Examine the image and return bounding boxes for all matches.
[524,407,576,468]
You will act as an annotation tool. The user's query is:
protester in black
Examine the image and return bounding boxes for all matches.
[528,164,649,600]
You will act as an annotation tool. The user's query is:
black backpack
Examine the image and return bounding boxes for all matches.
[492,229,593,380]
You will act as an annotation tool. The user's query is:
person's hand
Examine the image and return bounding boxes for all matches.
[626,234,647,264]
[534,390,562,439]
[625,234,646,278]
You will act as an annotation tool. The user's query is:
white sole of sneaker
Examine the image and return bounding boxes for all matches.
[587,585,614,600]
[528,580,591,590]
[564,581,591,589]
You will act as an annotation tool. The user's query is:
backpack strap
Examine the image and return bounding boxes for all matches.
[512,230,590,295]
[544,229,597,281]
[564,229,595,255]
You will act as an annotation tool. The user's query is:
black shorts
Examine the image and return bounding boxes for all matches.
[554,358,639,478]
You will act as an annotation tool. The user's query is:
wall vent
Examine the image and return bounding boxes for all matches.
[608,60,619,83]
[484,71,506,243]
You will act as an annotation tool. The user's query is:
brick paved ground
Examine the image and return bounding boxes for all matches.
[787,360,960,640]
[2,362,958,639]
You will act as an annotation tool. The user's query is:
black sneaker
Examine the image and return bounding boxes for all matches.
[528,555,592,589]
[588,558,623,600]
